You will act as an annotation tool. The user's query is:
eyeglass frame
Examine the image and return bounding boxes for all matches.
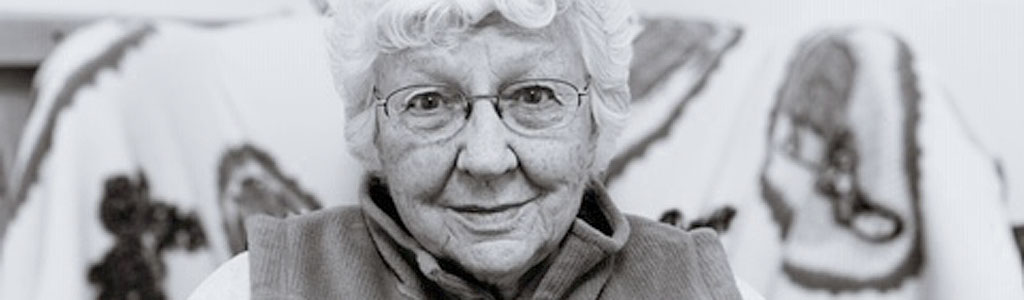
[370,76,592,136]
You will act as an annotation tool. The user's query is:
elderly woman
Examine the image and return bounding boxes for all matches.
[192,0,752,298]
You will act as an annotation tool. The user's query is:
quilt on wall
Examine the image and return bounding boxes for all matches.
[0,15,1022,300]
[609,22,1024,299]
[0,18,360,300]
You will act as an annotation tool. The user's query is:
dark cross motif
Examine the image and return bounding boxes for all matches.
[88,172,207,300]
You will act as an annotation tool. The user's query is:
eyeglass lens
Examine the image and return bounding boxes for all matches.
[383,79,583,139]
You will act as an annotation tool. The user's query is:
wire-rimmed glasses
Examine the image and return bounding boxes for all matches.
[373,77,590,140]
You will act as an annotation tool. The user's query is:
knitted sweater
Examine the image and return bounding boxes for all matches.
[243,180,742,299]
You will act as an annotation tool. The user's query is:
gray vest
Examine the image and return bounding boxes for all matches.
[246,181,742,299]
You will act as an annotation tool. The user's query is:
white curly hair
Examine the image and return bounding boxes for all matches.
[327,0,640,173]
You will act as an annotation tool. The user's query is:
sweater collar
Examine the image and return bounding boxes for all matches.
[359,177,631,299]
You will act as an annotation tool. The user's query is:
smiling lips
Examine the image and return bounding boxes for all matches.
[448,197,538,234]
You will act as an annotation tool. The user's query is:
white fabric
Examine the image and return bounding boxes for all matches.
[187,253,250,300]
[1,17,363,300]
[609,25,1023,299]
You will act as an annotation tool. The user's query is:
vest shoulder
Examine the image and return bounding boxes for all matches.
[245,205,374,269]
[624,214,724,250]
[288,204,365,228]
[246,205,366,237]
[602,215,742,299]
[246,205,399,298]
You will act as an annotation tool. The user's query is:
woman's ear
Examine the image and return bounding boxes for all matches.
[345,109,384,172]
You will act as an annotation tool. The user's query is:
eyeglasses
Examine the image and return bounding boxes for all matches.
[373,77,590,140]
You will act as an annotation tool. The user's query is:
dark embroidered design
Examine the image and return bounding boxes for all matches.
[658,206,736,233]
[1,23,153,241]
[1014,225,1024,270]
[659,208,684,226]
[759,29,923,292]
[88,172,207,300]
[629,18,737,101]
[217,145,321,254]
[686,206,736,233]
[605,21,743,184]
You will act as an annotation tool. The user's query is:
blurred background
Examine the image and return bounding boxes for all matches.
[1,0,1021,299]
[630,0,1024,222]
[0,0,320,172]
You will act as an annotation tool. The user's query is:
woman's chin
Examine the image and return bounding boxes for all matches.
[454,239,543,280]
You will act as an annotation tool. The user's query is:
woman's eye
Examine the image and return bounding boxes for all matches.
[406,92,446,111]
[512,86,557,104]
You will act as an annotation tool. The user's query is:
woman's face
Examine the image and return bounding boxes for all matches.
[372,20,595,283]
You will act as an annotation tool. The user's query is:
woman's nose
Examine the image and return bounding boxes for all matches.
[455,101,517,179]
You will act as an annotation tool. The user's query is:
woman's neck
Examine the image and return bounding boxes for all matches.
[484,247,560,300]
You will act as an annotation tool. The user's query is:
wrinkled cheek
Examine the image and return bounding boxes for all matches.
[407,209,455,252]
[382,146,461,255]
[380,142,459,201]
[516,140,592,187]
[378,123,454,189]
[546,193,582,229]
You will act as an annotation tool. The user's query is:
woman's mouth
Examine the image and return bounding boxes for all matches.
[447,197,539,235]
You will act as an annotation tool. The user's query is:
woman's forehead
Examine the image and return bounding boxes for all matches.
[376,23,583,86]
